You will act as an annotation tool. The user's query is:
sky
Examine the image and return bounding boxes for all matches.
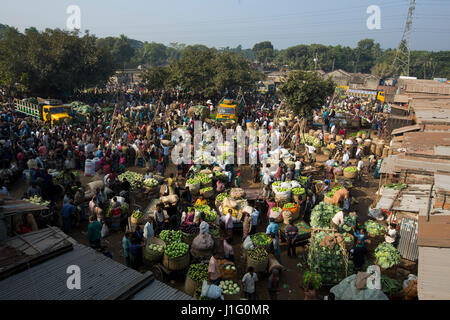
[1,0,450,50]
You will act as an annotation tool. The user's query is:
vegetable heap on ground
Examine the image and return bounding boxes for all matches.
[165,242,189,258]
[374,243,401,269]
[219,280,240,295]
[119,171,144,190]
[247,247,268,261]
[292,187,306,195]
[26,195,50,207]
[143,178,159,187]
[252,233,271,247]
[70,101,95,114]
[310,202,341,228]
[344,166,357,173]
[195,204,217,222]
[308,231,348,285]
[180,221,200,234]
[188,263,209,283]
[160,229,183,244]
[364,220,385,236]
[384,182,407,190]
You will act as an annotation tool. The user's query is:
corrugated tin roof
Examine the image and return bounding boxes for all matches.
[132,280,193,300]
[435,173,450,193]
[418,246,450,300]
[391,124,422,136]
[0,243,143,300]
[379,155,450,174]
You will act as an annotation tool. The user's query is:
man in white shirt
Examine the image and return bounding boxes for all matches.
[331,209,348,229]
[242,267,258,300]
[357,159,364,180]
[385,224,397,245]
[143,216,154,244]
[342,150,350,164]
[294,158,301,178]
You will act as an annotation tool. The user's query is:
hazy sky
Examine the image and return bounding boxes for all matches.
[1,0,449,50]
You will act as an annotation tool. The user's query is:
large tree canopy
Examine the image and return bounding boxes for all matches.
[0,27,115,97]
[279,71,335,117]
[253,41,275,64]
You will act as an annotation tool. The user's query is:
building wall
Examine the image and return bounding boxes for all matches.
[418,246,450,300]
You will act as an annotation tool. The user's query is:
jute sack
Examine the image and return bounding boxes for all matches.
[282,210,292,225]
[88,180,104,192]
[223,197,238,209]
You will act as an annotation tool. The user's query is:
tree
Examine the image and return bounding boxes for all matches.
[0,27,115,97]
[253,41,274,64]
[141,66,170,90]
[278,71,335,117]
[135,42,168,67]
[97,35,135,69]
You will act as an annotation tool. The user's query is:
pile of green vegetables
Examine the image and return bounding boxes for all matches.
[300,134,321,148]
[381,275,403,295]
[209,228,219,237]
[219,280,240,295]
[194,204,217,222]
[194,173,212,185]
[283,203,297,209]
[27,195,50,207]
[186,178,200,185]
[252,233,271,247]
[248,247,268,261]
[298,176,308,185]
[344,166,357,173]
[200,186,213,193]
[131,209,143,219]
[310,202,341,228]
[365,220,385,236]
[119,171,144,190]
[275,187,290,193]
[384,182,407,190]
[224,265,236,271]
[308,231,348,285]
[303,271,323,290]
[272,181,282,187]
[70,101,95,114]
[148,244,164,253]
[143,178,159,187]
[188,263,209,283]
[160,230,183,244]
[214,171,227,179]
[338,215,356,233]
[292,187,306,195]
[375,243,401,269]
[216,192,228,202]
[271,207,282,214]
[165,242,189,258]
[326,185,345,198]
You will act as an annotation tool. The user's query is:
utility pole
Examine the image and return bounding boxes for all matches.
[392,0,416,76]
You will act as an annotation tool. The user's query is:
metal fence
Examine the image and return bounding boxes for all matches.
[398,217,419,261]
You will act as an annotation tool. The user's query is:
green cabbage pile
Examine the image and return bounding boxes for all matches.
[308,231,348,285]
[292,187,305,195]
[365,220,385,236]
[344,166,357,173]
[375,243,401,269]
[338,215,356,233]
[216,192,228,202]
[310,202,341,228]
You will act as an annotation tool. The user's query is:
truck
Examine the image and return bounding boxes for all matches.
[336,85,385,103]
[215,97,245,122]
[14,97,72,124]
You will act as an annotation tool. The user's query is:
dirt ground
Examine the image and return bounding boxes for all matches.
[9,150,382,300]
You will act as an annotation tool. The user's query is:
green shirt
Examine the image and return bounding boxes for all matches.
[88,221,102,243]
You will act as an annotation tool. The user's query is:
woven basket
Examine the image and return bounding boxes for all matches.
[163,251,190,271]
[343,170,357,179]
[184,274,202,297]
[200,188,214,199]
[247,254,268,273]
[143,238,166,264]
[324,195,334,205]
